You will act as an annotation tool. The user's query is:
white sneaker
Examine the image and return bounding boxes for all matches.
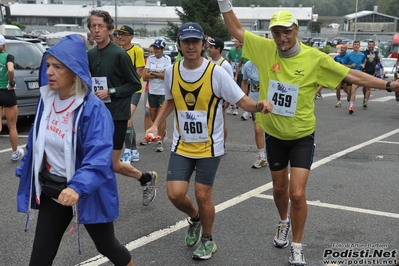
[241,111,249,121]
[11,148,24,162]
[252,154,267,169]
[130,150,140,162]
[227,106,234,115]
[289,244,306,265]
[120,150,132,164]
[156,141,164,152]
[233,109,239,116]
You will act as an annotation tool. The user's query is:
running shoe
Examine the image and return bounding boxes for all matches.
[363,100,368,108]
[241,111,249,121]
[289,244,307,266]
[186,218,202,247]
[335,102,341,108]
[227,106,234,115]
[156,141,164,152]
[130,150,140,162]
[349,106,354,114]
[192,237,217,260]
[233,109,239,116]
[273,218,291,248]
[142,171,158,206]
[11,148,24,162]
[252,154,267,169]
[120,150,132,164]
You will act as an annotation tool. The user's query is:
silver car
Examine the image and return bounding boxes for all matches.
[381,58,397,81]
[4,39,43,120]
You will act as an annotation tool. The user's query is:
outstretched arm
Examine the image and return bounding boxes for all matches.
[218,0,245,43]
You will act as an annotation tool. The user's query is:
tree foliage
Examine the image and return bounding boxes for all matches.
[164,0,230,41]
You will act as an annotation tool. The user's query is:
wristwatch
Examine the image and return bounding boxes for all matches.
[386,81,392,92]
[8,81,16,87]
[108,88,116,94]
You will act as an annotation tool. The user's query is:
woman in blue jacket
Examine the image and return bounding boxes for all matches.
[16,34,133,266]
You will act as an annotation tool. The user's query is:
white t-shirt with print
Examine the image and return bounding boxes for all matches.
[145,54,171,95]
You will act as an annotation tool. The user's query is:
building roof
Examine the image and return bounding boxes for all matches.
[9,3,312,21]
[343,10,398,21]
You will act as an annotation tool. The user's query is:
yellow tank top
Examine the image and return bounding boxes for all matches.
[171,61,224,157]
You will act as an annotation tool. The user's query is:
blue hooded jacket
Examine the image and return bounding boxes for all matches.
[16,34,119,227]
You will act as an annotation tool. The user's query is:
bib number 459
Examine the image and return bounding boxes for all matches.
[272,92,292,108]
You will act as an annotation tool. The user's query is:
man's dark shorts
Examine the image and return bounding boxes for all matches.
[166,152,222,186]
[265,132,315,171]
[113,120,128,150]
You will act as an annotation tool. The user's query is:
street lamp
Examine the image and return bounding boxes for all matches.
[354,0,358,40]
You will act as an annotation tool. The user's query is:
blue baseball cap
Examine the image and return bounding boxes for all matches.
[153,39,166,49]
[178,22,205,40]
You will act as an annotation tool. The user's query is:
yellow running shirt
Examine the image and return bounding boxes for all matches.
[164,59,244,157]
[243,31,349,140]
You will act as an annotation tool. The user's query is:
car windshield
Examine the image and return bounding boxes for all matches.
[6,43,43,70]
[6,28,24,37]
[164,43,177,52]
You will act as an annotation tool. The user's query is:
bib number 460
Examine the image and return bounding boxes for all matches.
[184,121,203,134]
[272,92,292,108]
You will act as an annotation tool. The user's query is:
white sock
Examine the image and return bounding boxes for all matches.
[124,148,131,153]
[291,242,302,248]
[258,149,265,158]
[281,217,289,223]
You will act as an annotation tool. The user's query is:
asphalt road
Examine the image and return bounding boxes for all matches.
[1,88,398,266]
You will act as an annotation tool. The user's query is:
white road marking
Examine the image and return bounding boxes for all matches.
[254,194,399,219]
[370,96,395,102]
[74,127,399,265]
[319,93,394,102]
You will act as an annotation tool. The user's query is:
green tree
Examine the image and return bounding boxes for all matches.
[165,21,180,42]
[171,0,230,41]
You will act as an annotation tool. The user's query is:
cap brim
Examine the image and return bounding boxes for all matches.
[179,34,203,40]
[269,22,294,29]
[114,29,132,35]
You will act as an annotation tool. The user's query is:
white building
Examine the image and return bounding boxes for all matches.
[9,3,313,34]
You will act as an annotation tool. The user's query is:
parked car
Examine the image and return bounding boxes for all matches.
[328,23,340,29]
[162,42,179,63]
[2,39,43,120]
[301,37,311,44]
[31,30,50,37]
[381,58,397,81]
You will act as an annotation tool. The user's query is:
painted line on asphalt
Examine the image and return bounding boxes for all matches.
[318,93,394,102]
[0,145,27,154]
[76,128,399,266]
[254,194,399,219]
[377,140,399,145]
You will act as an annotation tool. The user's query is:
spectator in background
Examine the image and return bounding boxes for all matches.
[143,39,171,152]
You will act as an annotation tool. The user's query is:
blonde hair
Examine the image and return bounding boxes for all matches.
[73,76,89,97]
